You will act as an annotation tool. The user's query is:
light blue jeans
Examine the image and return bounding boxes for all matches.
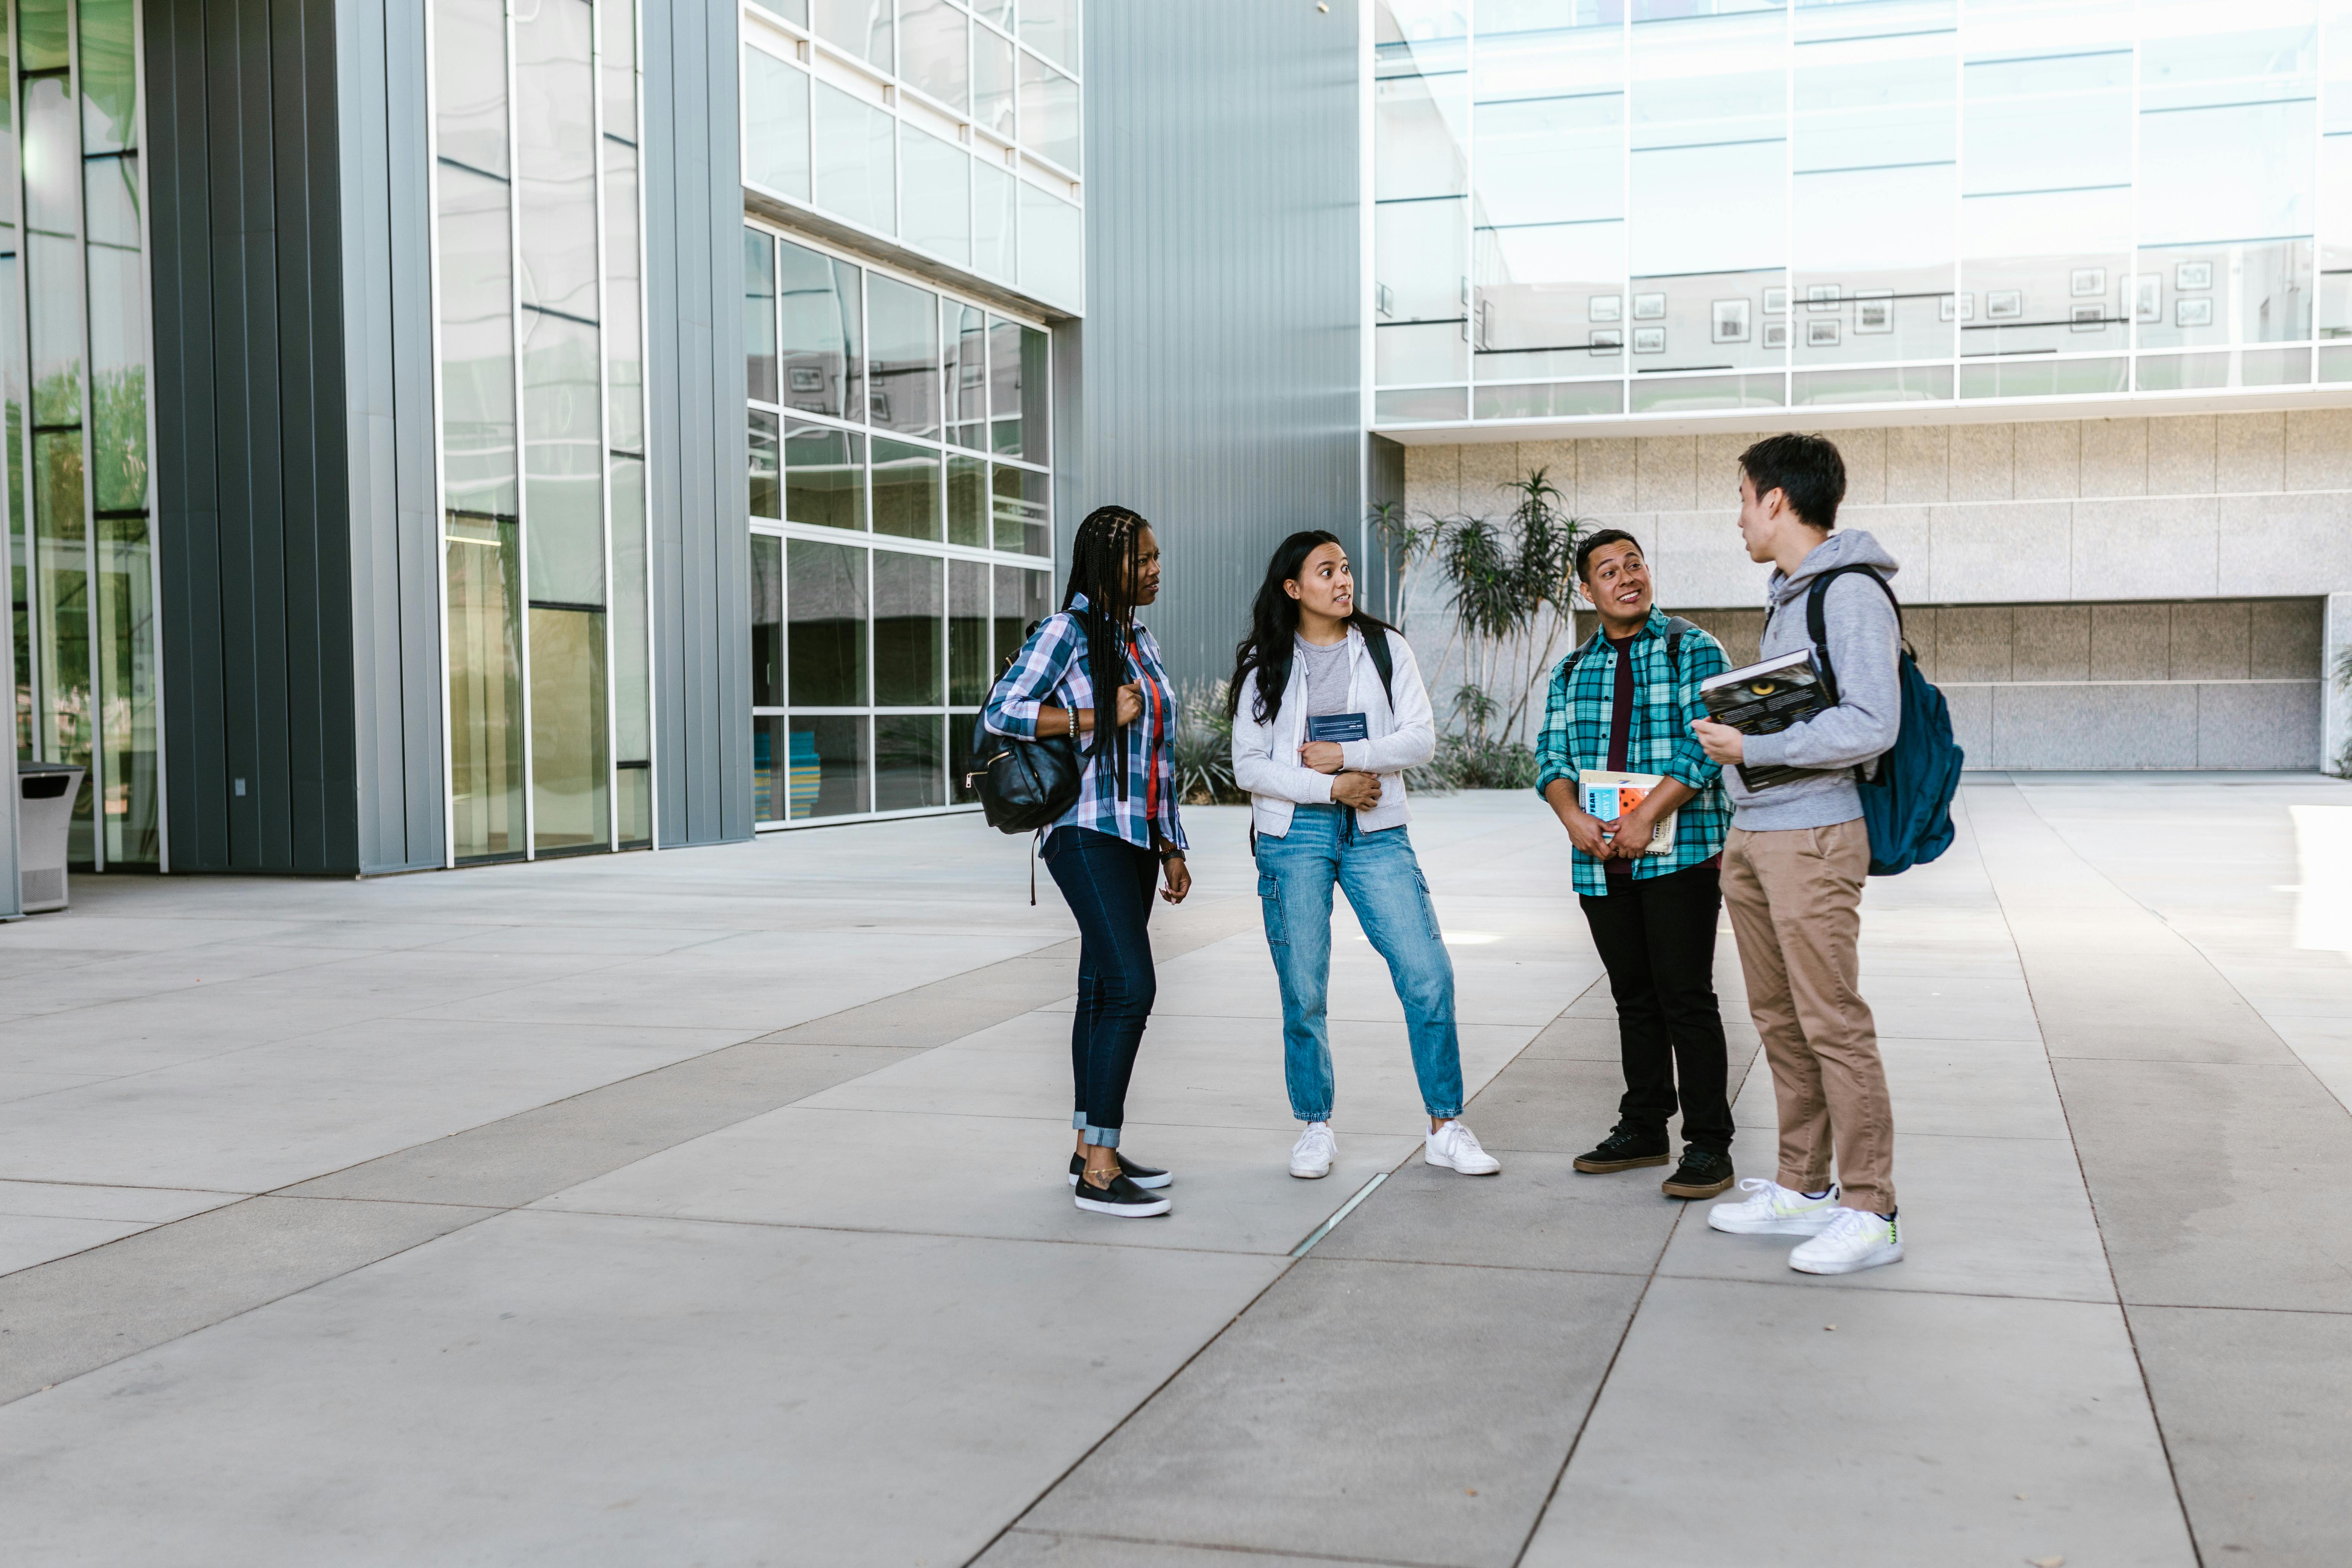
[1254,804,1464,1123]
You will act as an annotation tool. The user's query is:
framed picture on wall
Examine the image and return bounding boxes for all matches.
[2071,303,2106,332]
[1763,320,1790,349]
[1590,328,1624,353]
[1939,293,1975,321]
[2134,274,2161,323]
[1589,294,1623,323]
[1763,286,1789,314]
[1632,326,1666,353]
[1712,298,1751,343]
[1855,291,1893,333]
[1807,284,1841,311]
[1986,290,2024,320]
[2071,267,2107,297]
[2176,261,2213,290]
[1631,292,1666,320]
[1805,319,1841,347]
[2176,297,2214,327]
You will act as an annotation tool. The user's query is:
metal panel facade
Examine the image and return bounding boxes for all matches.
[1079,0,1364,690]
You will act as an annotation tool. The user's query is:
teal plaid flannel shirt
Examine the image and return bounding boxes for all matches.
[1533,606,1732,897]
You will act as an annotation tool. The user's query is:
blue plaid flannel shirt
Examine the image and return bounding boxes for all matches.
[982,595,1188,855]
[1533,606,1731,896]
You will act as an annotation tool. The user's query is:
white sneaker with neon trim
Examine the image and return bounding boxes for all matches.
[1707,1178,1842,1236]
[1425,1120,1501,1175]
[1789,1207,1904,1274]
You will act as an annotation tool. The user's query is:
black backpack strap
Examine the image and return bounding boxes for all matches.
[1660,615,1697,677]
[1800,566,1898,702]
[1362,623,1396,708]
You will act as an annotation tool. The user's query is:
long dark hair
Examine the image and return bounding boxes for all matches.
[1227,530,1395,725]
[1063,505,1153,765]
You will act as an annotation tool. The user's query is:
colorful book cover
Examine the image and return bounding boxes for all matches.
[1577,770,1677,855]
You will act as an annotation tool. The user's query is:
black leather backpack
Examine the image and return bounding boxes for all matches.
[967,713,1082,835]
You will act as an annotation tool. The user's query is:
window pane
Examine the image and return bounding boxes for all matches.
[435,0,509,176]
[96,515,157,865]
[946,451,987,544]
[992,463,1048,555]
[749,409,781,518]
[600,0,639,135]
[610,454,651,769]
[1473,222,1624,381]
[789,714,869,817]
[749,0,808,26]
[84,156,148,513]
[516,0,600,323]
[949,557,988,703]
[1474,94,1620,229]
[813,0,891,72]
[1019,0,1079,71]
[447,514,525,860]
[605,138,645,453]
[18,0,65,72]
[751,533,783,708]
[813,80,896,233]
[974,159,1016,281]
[948,302,987,444]
[1017,181,1082,310]
[873,549,942,706]
[903,128,971,267]
[901,0,969,111]
[788,538,867,705]
[1375,197,1468,365]
[872,437,941,540]
[993,564,1050,672]
[779,239,861,418]
[745,47,811,201]
[1376,13,1468,201]
[949,711,983,804]
[754,713,786,822]
[988,317,1049,459]
[437,163,517,518]
[79,0,136,154]
[785,419,865,529]
[530,605,610,853]
[521,309,604,605]
[24,77,82,428]
[745,229,778,403]
[1018,52,1081,173]
[974,26,1016,140]
[867,274,941,436]
[877,714,945,809]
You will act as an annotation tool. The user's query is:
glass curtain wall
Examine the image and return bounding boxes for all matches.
[739,0,1084,312]
[433,0,652,863]
[747,225,1051,824]
[1373,0,2333,425]
[5,0,159,870]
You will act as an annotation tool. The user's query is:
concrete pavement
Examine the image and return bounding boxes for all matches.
[0,780,2347,1565]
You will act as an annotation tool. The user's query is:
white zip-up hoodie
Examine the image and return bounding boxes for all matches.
[1230,624,1437,838]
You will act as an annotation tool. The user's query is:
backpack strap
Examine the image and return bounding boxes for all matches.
[1799,566,1899,703]
[1660,615,1698,677]
[1361,622,1396,709]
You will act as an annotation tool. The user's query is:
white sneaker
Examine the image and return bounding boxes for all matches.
[1424,1120,1501,1175]
[1707,1178,1842,1236]
[1289,1122,1336,1179]
[1789,1207,1903,1274]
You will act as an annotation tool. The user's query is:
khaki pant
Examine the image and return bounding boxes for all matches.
[1721,819,1895,1215]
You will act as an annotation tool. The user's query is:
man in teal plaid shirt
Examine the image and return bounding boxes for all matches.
[1535,529,1738,1201]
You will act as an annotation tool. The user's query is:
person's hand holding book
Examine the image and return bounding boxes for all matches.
[1691,717,1745,765]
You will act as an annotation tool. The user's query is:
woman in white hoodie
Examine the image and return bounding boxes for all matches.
[1228,531,1501,1181]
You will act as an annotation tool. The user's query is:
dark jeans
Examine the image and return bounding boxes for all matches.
[1044,826,1161,1149]
[1578,862,1734,1154]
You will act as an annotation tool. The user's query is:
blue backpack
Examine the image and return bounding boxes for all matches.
[1800,565,1964,876]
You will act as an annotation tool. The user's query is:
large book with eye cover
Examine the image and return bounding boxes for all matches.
[1700,648,1833,792]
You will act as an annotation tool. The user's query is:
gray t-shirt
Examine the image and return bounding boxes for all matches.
[1296,635,1352,719]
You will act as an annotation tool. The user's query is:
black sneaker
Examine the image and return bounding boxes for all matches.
[1572,1123,1671,1174]
[1660,1148,1735,1200]
[1073,1171,1172,1217]
[1068,1152,1172,1190]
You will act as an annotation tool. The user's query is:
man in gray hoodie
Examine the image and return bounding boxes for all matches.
[1691,433,1906,1276]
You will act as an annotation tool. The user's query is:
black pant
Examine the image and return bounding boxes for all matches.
[1044,826,1160,1146]
[1578,862,1734,1154]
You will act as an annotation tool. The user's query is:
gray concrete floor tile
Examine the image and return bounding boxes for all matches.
[0,1211,1283,1568]
[0,1213,157,1276]
[1022,1256,1646,1568]
[0,1179,244,1224]
[2129,1304,2352,1565]
[1731,1035,2074,1142]
[1525,1276,2195,1568]
[978,1532,1396,1568]
[1452,1055,1631,1154]
[1310,1150,1680,1276]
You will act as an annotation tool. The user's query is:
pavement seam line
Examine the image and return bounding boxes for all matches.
[1000,1525,1457,1568]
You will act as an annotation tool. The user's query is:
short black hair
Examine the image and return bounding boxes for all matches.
[1739,433,1846,530]
[1573,528,1644,584]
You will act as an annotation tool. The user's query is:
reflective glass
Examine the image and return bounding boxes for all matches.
[18,0,66,72]
[604,139,645,453]
[754,713,788,822]
[974,26,1017,141]
[437,164,518,517]
[749,409,781,518]
[991,463,1048,555]
[520,309,605,606]
[778,239,861,418]
[1791,165,1954,366]
[1375,197,1468,352]
[873,549,943,705]
[435,0,510,174]
[96,515,156,863]
[1789,364,1953,406]
[746,230,778,403]
[749,0,808,25]
[2135,241,2313,351]
[1473,222,1624,381]
[3,254,25,759]
[600,0,639,138]
[788,538,867,705]
[24,77,82,428]
[1473,95,1620,228]
[947,300,987,446]
[751,532,783,708]
[872,437,942,541]
[529,604,609,853]
[903,128,970,266]
[949,711,983,803]
[1019,0,1081,71]
[813,81,896,234]
[1018,53,1081,173]
[446,514,525,860]
[1377,320,1469,384]
[900,0,970,111]
[83,156,147,513]
[1373,386,1467,421]
[1960,187,2130,358]
[868,274,941,437]
[1475,380,1623,419]
[32,432,84,790]
[788,714,868,816]
[876,715,945,809]
[989,318,1049,460]
[610,452,651,774]
[949,557,989,703]
[1627,371,1783,414]
[1623,270,1789,374]
[946,452,987,545]
[993,563,1050,672]
[971,0,1013,27]
[745,46,812,200]
[813,0,892,72]
[1957,355,2127,397]
[515,0,600,323]
[785,419,865,529]
[1016,182,1082,310]
[78,0,137,154]
[974,159,1016,281]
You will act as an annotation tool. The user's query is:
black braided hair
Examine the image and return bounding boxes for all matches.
[1228,530,1395,726]
[1062,505,1151,769]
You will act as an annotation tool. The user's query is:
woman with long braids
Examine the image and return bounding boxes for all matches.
[983,506,1191,1217]
[1230,530,1501,1181]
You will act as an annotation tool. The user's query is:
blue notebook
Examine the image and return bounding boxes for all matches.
[1305,712,1369,743]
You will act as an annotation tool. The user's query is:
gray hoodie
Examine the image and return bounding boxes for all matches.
[1723,529,1902,831]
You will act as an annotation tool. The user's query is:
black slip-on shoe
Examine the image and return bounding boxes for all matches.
[1072,1171,1172,1218]
[1660,1148,1735,1199]
[1068,1152,1172,1190]
[1572,1124,1671,1174]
